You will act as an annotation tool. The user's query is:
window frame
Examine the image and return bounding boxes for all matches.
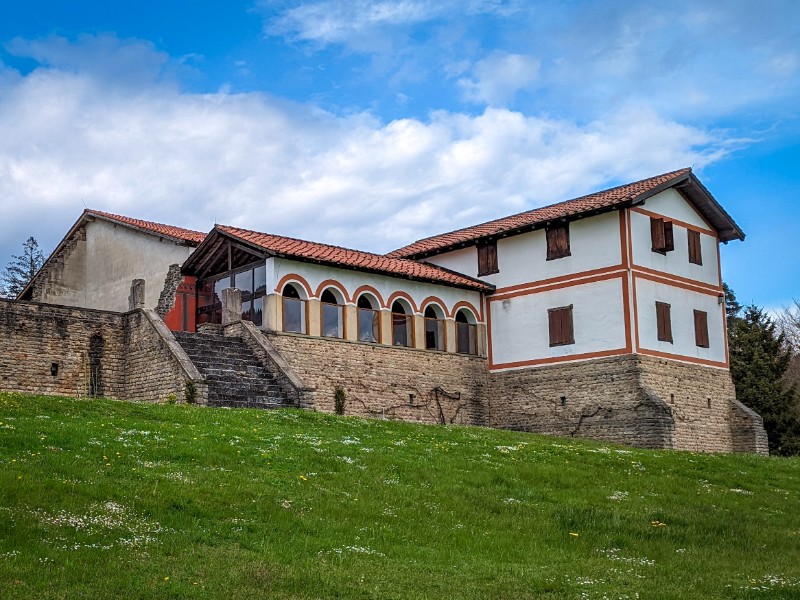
[655,301,673,343]
[477,240,499,276]
[694,309,709,348]
[545,222,571,261]
[548,305,575,347]
[688,229,703,265]
[651,217,675,254]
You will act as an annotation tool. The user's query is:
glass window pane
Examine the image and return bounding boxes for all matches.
[235,269,253,294]
[252,297,263,327]
[284,298,305,333]
[358,308,379,342]
[322,303,342,338]
[242,299,252,322]
[425,318,444,351]
[214,278,227,303]
[393,314,410,347]
[254,265,267,295]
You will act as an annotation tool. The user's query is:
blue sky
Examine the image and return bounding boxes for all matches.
[0,0,798,309]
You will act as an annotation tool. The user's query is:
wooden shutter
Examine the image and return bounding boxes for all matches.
[651,218,666,252]
[688,230,702,265]
[651,218,674,253]
[477,241,498,276]
[664,221,675,252]
[546,223,571,260]
[656,302,672,343]
[694,310,709,347]
[548,306,574,346]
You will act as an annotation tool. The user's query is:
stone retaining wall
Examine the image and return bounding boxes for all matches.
[264,331,489,425]
[488,355,675,449]
[0,299,204,404]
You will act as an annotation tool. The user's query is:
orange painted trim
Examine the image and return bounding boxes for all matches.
[637,348,728,369]
[491,271,625,303]
[632,265,722,293]
[619,210,629,269]
[419,295,449,318]
[352,285,386,309]
[493,264,624,296]
[621,272,633,353]
[632,272,641,351]
[721,301,730,367]
[386,290,419,314]
[490,347,630,371]
[315,279,351,304]
[275,273,313,299]
[486,296,494,366]
[452,300,483,323]
[630,206,717,237]
[633,270,722,297]
[716,240,723,288]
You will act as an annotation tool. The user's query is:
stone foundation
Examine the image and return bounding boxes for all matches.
[264,331,489,425]
[0,298,768,453]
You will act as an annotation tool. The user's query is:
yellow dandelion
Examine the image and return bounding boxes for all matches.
[299,475,308,481]
[164,576,170,581]
[569,532,579,538]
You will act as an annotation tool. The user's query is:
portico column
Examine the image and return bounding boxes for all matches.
[221,288,242,326]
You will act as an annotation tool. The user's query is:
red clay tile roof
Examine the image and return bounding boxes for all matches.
[388,168,693,258]
[87,209,207,245]
[215,224,493,292]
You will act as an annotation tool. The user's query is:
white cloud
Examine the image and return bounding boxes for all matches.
[0,34,732,267]
[458,52,540,105]
[264,0,520,45]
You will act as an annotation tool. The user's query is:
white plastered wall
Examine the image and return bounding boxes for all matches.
[489,277,628,368]
[82,220,195,312]
[428,211,623,290]
[630,189,720,286]
[634,278,726,364]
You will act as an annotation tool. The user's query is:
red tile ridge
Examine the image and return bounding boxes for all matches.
[214,224,493,292]
[388,168,692,258]
[86,209,207,244]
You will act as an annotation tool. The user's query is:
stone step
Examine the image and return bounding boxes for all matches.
[173,332,292,410]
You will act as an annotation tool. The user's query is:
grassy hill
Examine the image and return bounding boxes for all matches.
[1,392,799,599]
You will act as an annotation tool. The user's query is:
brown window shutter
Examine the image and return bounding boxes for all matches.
[563,306,574,344]
[664,221,675,252]
[477,241,498,276]
[548,308,559,346]
[546,224,571,260]
[688,230,702,265]
[651,217,666,252]
[548,306,574,346]
[694,310,709,347]
[656,302,672,343]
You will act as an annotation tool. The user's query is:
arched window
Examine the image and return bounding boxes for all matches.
[357,294,380,343]
[320,289,344,338]
[424,305,445,351]
[391,300,413,347]
[282,283,307,334]
[455,309,477,355]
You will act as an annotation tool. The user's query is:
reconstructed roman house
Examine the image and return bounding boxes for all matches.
[3,168,768,453]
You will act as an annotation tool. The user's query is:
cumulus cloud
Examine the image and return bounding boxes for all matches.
[458,52,540,105]
[0,35,733,269]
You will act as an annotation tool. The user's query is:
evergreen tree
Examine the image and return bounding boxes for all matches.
[723,282,742,323]
[728,303,800,455]
[0,237,45,299]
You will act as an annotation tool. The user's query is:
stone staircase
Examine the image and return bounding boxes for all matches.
[173,332,290,409]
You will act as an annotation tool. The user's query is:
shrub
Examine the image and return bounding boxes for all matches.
[185,380,197,405]
[334,386,346,415]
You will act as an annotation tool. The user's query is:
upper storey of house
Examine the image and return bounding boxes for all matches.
[389,168,744,292]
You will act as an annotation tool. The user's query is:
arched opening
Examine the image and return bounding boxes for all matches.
[455,309,477,355]
[357,294,380,343]
[320,288,344,338]
[424,305,446,351]
[282,283,307,333]
[391,300,413,347]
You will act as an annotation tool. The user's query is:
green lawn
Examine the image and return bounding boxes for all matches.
[0,392,799,599]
